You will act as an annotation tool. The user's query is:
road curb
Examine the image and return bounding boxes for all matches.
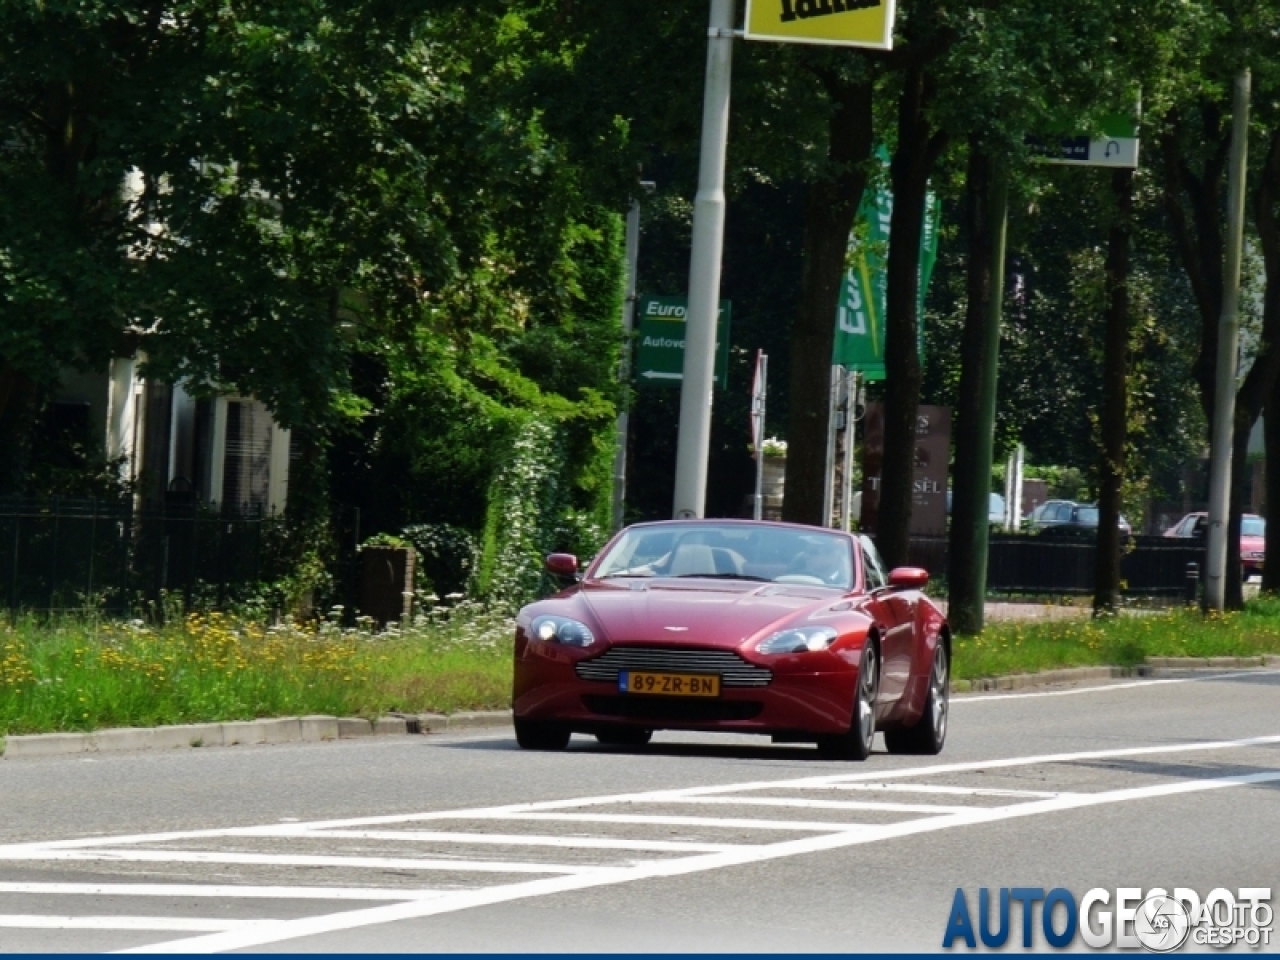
[952,655,1280,694]
[0,710,514,760]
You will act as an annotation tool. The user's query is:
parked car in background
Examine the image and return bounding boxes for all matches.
[1164,512,1265,579]
[1026,499,1074,527]
[1032,501,1133,539]
[945,490,1007,527]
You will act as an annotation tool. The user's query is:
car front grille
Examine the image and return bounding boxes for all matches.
[575,646,773,688]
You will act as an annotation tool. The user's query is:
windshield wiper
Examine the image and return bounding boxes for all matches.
[675,573,770,581]
[599,572,656,579]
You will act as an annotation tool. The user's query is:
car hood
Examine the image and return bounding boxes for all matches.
[575,580,845,648]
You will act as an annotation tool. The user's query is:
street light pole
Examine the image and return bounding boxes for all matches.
[672,0,736,519]
[1205,70,1251,611]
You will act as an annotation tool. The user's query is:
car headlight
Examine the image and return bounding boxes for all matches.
[757,625,838,655]
[529,615,596,648]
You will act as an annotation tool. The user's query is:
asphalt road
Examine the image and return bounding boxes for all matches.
[0,670,1277,953]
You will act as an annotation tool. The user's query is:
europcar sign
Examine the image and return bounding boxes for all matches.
[744,0,896,50]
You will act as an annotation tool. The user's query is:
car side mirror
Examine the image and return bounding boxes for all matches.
[545,553,580,580]
[888,567,929,590]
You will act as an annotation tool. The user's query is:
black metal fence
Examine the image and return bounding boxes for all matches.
[909,534,1205,597]
[0,498,267,614]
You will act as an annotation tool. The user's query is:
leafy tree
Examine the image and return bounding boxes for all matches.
[1156,0,1280,606]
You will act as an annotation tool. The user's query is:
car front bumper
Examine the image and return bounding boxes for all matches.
[513,643,858,737]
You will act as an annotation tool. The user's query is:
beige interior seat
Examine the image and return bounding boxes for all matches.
[668,543,716,577]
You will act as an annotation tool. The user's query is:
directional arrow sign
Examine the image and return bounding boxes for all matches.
[1028,114,1140,169]
[636,296,732,389]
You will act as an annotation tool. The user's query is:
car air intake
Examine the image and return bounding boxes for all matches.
[583,695,764,722]
[575,647,773,687]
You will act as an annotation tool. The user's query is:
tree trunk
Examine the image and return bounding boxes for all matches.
[1225,418,1251,609]
[1266,377,1280,594]
[1257,132,1280,597]
[1222,130,1280,607]
[0,360,17,426]
[947,143,1004,635]
[1159,108,1229,426]
[783,78,875,527]
[1094,169,1134,615]
[876,65,946,569]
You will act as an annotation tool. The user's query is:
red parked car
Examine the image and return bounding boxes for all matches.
[512,520,951,761]
[1164,512,1266,579]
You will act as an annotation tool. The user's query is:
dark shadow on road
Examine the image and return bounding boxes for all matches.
[427,736,870,764]
[1064,752,1280,789]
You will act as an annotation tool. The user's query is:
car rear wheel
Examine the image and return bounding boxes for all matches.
[514,718,571,751]
[594,728,653,746]
[885,643,949,756]
[817,642,877,761]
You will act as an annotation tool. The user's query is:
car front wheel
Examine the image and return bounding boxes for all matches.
[885,643,949,756]
[817,642,877,761]
[514,717,571,751]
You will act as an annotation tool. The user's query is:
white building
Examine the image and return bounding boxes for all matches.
[53,357,291,515]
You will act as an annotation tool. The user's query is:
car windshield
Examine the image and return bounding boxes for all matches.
[1243,516,1266,536]
[1076,507,1099,524]
[593,523,855,590]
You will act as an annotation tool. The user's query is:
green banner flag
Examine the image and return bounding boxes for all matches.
[833,176,940,378]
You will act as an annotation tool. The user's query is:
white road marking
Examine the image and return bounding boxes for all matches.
[291,830,739,854]
[954,668,1280,702]
[0,915,269,932]
[0,883,442,901]
[817,783,1069,799]
[3,733,1277,857]
[487,812,865,832]
[0,733,1274,953]
[647,796,972,815]
[120,764,1280,954]
[3,850,593,875]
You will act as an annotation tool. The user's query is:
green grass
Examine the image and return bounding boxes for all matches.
[953,596,1280,679]
[5,596,1280,737]
[0,602,514,736]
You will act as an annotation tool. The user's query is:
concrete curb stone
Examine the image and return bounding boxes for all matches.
[444,711,512,730]
[0,708,516,760]
[416,713,450,734]
[373,717,408,736]
[337,717,373,737]
[300,716,339,742]
[955,655,1280,695]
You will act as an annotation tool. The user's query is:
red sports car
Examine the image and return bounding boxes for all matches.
[1164,511,1266,579]
[512,519,951,761]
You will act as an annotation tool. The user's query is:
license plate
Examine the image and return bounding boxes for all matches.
[618,670,721,697]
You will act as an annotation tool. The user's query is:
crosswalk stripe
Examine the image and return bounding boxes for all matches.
[648,796,972,815]
[293,829,740,853]
[0,883,441,901]
[0,915,269,932]
[814,783,1069,799]
[0,849,595,874]
[488,812,875,831]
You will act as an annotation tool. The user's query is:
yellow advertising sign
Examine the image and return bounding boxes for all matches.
[744,0,895,50]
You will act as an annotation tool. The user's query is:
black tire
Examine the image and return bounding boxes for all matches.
[884,643,949,756]
[514,717,571,751]
[594,728,653,746]
[817,642,877,761]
